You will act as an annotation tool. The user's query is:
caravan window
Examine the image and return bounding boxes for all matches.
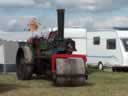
[121,39,128,51]
[107,39,116,49]
[93,37,100,45]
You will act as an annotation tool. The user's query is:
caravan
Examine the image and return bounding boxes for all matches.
[86,29,128,71]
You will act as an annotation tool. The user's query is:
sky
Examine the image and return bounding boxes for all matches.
[0,0,128,32]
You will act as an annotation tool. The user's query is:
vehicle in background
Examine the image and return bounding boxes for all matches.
[87,28,128,71]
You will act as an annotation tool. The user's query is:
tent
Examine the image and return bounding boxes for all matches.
[0,39,18,73]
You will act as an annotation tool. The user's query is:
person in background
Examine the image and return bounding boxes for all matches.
[27,18,40,37]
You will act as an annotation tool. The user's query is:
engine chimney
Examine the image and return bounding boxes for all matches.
[57,9,65,40]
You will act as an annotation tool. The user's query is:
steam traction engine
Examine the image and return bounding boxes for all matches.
[16,9,88,86]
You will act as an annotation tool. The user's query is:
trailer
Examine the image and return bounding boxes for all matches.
[86,28,128,71]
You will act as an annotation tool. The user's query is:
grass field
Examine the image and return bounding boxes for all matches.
[0,68,128,96]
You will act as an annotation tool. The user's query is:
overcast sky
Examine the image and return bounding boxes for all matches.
[0,0,128,31]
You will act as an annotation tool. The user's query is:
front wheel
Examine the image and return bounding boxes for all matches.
[55,58,86,86]
[98,63,104,71]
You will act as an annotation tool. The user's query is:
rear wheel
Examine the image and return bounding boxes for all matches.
[17,61,33,80]
[98,63,104,71]
[16,45,33,80]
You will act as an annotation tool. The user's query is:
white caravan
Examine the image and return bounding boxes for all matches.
[86,29,128,71]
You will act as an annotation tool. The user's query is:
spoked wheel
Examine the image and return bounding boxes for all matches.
[17,57,25,80]
[16,58,33,80]
[16,46,33,80]
[98,63,104,71]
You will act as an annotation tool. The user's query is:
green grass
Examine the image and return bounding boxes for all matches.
[1,69,128,96]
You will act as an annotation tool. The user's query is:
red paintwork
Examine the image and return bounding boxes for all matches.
[51,54,87,74]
